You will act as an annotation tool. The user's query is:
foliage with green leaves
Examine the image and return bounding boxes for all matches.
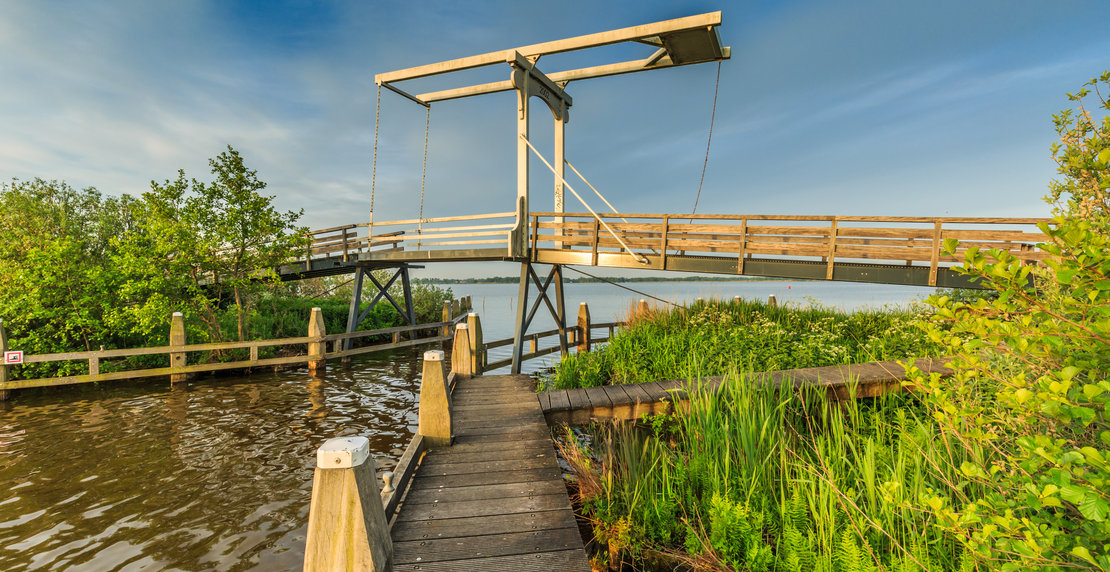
[114,146,308,342]
[907,71,1110,571]
[1047,71,1110,220]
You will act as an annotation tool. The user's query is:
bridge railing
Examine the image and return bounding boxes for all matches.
[294,212,519,267]
[530,212,1051,285]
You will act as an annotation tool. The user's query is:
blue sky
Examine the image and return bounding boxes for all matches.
[1,1,1107,277]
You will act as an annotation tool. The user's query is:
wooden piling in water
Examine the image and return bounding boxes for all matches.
[466,313,483,375]
[418,350,452,447]
[577,302,591,353]
[303,436,393,572]
[169,313,186,384]
[308,307,326,376]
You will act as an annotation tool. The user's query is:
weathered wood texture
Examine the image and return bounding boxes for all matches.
[391,374,590,571]
[539,357,953,425]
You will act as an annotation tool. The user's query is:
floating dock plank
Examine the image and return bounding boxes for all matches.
[391,374,591,571]
[539,357,953,425]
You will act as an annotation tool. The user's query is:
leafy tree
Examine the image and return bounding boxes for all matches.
[115,147,309,342]
[1048,71,1110,221]
[0,180,137,365]
[909,72,1110,571]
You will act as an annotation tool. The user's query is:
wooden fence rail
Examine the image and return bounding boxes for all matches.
[0,298,472,398]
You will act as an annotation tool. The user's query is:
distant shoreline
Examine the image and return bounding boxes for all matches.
[418,276,799,285]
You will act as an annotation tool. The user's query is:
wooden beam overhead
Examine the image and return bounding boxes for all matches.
[416,47,730,103]
[374,11,725,86]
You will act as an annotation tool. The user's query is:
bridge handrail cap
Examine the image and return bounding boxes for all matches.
[316,436,370,469]
[424,350,445,362]
[456,324,468,330]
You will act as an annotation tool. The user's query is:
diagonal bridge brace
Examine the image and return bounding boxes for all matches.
[345,265,416,352]
[511,262,569,374]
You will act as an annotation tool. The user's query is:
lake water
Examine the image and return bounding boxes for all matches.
[0,279,936,570]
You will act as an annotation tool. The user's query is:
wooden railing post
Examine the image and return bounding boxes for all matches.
[451,298,459,319]
[169,312,187,384]
[452,324,473,378]
[308,307,326,376]
[929,220,943,287]
[419,350,452,448]
[768,294,778,308]
[467,313,484,375]
[733,295,741,305]
[441,301,451,338]
[577,302,591,353]
[638,299,649,317]
[0,319,9,401]
[303,436,393,572]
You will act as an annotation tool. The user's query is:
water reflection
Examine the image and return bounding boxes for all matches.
[0,348,427,571]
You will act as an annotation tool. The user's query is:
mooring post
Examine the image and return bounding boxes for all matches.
[303,436,393,572]
[734,295,741,305]
[768,294,778,308]
[169,312,187,384]
[466,313,483,375]
[577,302,591,353]
[0,319,10,401]
[441,301,450,338]
[638,299,649,317]
[452,324,473,378]
[308,307,326,376]
[419,350,452,447]
[451,298,459,319]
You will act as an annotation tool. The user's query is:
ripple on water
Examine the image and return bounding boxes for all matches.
[0,348,427,571]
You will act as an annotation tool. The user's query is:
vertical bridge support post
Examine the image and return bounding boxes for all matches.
[344,264,417,360]
[308,307,326,376]
[510,262,568,374]
[419,350,452,447]
[169,312,186,384]
[303,436,393,572]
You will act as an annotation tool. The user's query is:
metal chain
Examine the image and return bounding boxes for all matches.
[417,105,430,247]
[370,83,382,236]
[691,60,721,217]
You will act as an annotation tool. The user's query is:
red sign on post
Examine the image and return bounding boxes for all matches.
[3,351,23,365]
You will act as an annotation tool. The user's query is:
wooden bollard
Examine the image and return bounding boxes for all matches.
[734,295,741,305]
[169,312,187,384]
[466,313,483,375]
[577,302,591,353]
[0,319,9,401]
[419,350,451,447]
[451,298,459,319]
[452,324,473,378]
[638,299,649,316]
[308,307,326,376]
[303,436,393,571]
[768,294,778,308]
[441,301,450,338]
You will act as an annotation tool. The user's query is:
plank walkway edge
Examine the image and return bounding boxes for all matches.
[539,357,953,425]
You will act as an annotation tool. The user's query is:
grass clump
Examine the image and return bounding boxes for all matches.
[560,377,973,571]
[541,298,938,391]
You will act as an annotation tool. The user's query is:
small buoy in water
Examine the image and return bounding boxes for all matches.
[787,285,791,290]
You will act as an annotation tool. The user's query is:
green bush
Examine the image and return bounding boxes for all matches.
[541,298,938,391]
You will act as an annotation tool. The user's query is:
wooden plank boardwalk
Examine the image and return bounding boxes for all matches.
[538,357,954,425]
[391,374,591,571]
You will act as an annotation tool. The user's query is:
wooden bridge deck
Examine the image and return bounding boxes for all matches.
[390,374,591,571]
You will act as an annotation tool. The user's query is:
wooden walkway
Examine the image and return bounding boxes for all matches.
[390,374,591,571]
[538,357,954,425]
